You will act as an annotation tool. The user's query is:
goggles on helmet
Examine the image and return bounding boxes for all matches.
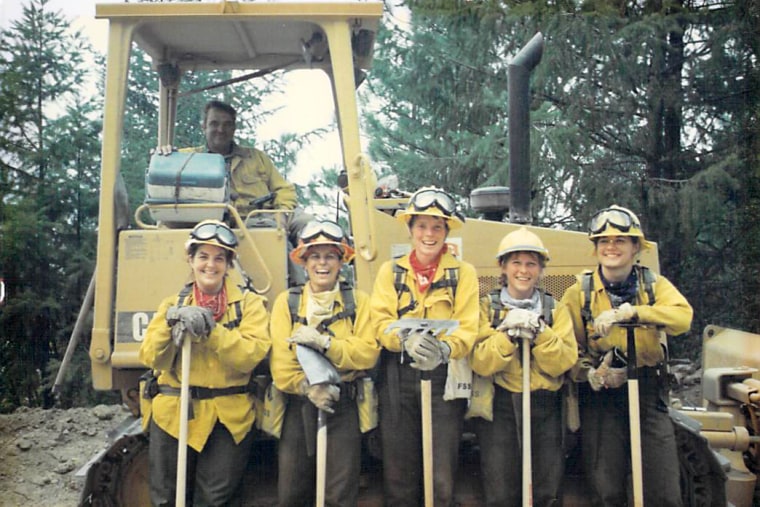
[299,219,345,244]
[588,207,638,236]
[410,188,458,216]
[190,222,238,248]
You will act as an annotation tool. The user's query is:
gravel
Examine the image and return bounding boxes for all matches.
[0,404,127,507]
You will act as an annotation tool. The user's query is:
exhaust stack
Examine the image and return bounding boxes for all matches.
[508,32,544,224]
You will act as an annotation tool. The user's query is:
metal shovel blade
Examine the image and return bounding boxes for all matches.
[385,318,459,337]
[296,345,340,385]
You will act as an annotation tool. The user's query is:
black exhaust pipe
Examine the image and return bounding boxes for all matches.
[508,32,544,224]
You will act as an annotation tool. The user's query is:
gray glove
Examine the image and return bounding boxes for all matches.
[587,350,628,391]
[166,306,215,344]
[592,303,637,337]
[287,325,331,352]
[498,308,543,343]
[305,383,340,414]
[403,332,451,371]
[498,308,542,332]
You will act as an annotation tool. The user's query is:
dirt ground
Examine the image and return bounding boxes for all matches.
[0,403,126,507]
[0,373,704,507]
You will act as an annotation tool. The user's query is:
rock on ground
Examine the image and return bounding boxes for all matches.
[0,404,127,507]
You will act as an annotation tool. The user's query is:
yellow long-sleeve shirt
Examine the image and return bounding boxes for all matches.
[560,267,693,381]
[269,285,379,395]
[139,278,271,451]
[471,293,578,393]
[371,252,479,360]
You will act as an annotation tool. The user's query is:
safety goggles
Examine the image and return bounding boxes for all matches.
[588,207,637,235]
[299,220,345,243]
[190,222,238,248]
[410,188,458,216]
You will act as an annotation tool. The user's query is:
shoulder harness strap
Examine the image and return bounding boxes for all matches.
[540,289,556,327]
[393,262,417,317]
[288,285,309,327]
[489,289,502,328]
[287,282,357,336]
[489,288,555,328]
[176,283,193,307]
[393,262,460,317]
[223,286,245,330]
[429,267,459,299]
[581,266,656,328]
[580,270,594,329]
[636,265,656,306]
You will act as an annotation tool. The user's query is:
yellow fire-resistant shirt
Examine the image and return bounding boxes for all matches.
[371,252,479,361]
[471,293,578,393]
[560,267,693,382]
[185,143,297,213]
[139,278,271,452]
[269,284,380,395]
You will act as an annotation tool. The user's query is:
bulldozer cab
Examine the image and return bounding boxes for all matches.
[90,1,385,396]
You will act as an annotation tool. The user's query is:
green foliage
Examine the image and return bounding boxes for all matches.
[0,0,101,409]
[0,1,330,411]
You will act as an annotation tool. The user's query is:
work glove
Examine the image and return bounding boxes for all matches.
[592,303,637,338]
[288,325,331,353]
[587,350,628,391]
[403,332,451,371]
[498,308,543,333]
[304,383,340,414]
[166,306,215,346]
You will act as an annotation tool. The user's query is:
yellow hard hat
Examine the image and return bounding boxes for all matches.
[290,219,355,266]
[495,227,550,262]
[396,187,465,230]
[185,219,238,254]
[588,205,650,248]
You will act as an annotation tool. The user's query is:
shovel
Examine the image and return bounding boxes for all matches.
[175,328,191,507]
[385,319,460,507]
[296,345,340,507]
[619,322,643,507]
[520,334,533,507]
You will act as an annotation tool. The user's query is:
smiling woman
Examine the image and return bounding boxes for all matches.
[269,218,378,506]
[138,219,272,506]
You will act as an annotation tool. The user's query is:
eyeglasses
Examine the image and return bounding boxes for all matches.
[191,222,238,248]
[410,188,458,215]
[306,251,341,263]
[300,220,345,243]
[588,207,638,235]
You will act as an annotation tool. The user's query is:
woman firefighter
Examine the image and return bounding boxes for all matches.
[371,187,479,506]
[139,219,271,506]
[560,205,693,507]
[269,219,379,506]
[471,226,577,507]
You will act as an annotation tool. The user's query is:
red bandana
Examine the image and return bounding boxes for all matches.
[193,283,227,322]
[409,249,443,293]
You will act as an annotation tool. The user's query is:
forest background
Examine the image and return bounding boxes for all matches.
[0,0,757,411]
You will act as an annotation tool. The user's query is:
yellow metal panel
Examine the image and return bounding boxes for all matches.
[702,325,760,378]
[96,1,383,19]
[109,228,287,372]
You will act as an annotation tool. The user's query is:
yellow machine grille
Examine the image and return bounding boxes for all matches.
[478,274,578,300]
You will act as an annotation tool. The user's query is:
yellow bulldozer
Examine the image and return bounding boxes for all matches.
[67,2,759,505]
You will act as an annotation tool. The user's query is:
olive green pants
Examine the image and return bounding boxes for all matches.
[578,367,682,507]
